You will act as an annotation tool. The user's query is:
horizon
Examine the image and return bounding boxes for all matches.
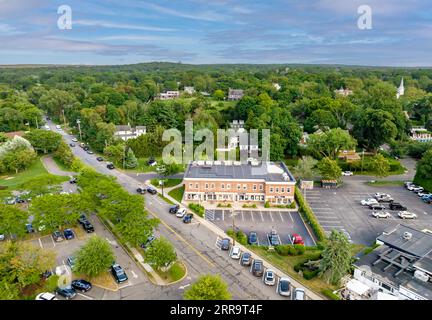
[0,0,431,66]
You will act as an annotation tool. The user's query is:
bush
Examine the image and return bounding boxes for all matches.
[227,229,248,245]
[188,203,205,217]
[295,187,326,241]
[322,289,341,300]
[294,244,306,255]
[303,269,319,280]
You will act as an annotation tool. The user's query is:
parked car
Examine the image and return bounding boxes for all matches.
[52,230,64,242]
[251,259,264,277]
[240,252,252,266]
[146,186,157,195]
[342,171,353,176]
[78,214,88,225]
[268,229,280,246]
[106,162,115,170]
[15,196,25,203]
[0,234,5,241]
[398,211,417,219]
[96,157,104,162]
[175,208,187,218]
[229,246,241,259]
[5,197,16,205]
[412,186,424,193]
[86,150,94,154]
[148,158,157,166]
[35,292,58,300]
[372,211,391,219]
[55,125,61,129]
[71,279,92,292]
[374,193,394,202]
[69,143,76,147]
[291,234,304,245]
[368,204,386,210]
[169,204,180,214]
[183,213,193,224]
[66,256,76,270]
[293,288,305,300]
[361,198,378,206]
[63,229,75,240]
[220,238,230,251]
[422,195,432,203]
[263,269,276,286]
[277,278,291,297]
[83,146,90,151]
[25,223,35,233]
[111,263,128,283]
[404,181,413,188]
[136,187,146,194]
[406,184,417,191]
[55,286,77,300]
[140,235,156,249]
[82,221,94,233]
[418,192,432,198]
[389,202,407,211]
[248,231,258,245]
[69,177,77,184]
[71,138,78,142]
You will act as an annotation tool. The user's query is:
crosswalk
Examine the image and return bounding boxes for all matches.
[205,209,215,221]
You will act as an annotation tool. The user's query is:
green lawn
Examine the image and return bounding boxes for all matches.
[0,157,47,189]
[121,157,162,173]
[52,156,73,172]
[366,180,405,187]
[154,261,187,283]
[168,186,185,203]
[150,178,182,188]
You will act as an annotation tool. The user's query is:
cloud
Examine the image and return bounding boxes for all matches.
[74,20,177,32]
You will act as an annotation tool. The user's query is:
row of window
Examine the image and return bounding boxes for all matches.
[187,183,290,194]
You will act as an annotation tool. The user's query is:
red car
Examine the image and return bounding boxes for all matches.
[291,234,304,245]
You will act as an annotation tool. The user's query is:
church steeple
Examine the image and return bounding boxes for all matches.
[397,77,404,99]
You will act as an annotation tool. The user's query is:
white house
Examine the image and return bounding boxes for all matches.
[334,87,353,96]
[158,91,180,100]
[184,86,195,95]
[410,127,432,142]
[114,125,146,141]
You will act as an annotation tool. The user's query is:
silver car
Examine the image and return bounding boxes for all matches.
[277,277,291,297]
[293,288,305,300]
[263,269,276,286]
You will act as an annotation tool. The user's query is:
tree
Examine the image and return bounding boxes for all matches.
[24,129,62,153]
[318,157,342,180]
[307,128,357,159]
[0,241,55,292]
[416,149,432,179]
[53,141,74,167]
[103,144,125,165]
[184,274,231,300]
[292,156,318,180]
[319,230,352,285]
[94,122,116,152]
[39,89,76,121]
[116,211,159,248]
[124,148,138,169]
[74,236,115,278]
[369,154,390,177]
[0,148,36,173]
[145,237,177,270]
[212,89,225,100]
[270,133,286,161]
[0,204,29,240]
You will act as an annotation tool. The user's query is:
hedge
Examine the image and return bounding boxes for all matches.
[226,229,248,245]
[414,175,432,193]
[295,187,326,241]
[275,244,306,256]
[188,203,205,217]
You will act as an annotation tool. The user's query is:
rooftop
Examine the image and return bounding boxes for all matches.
[184,161,296,183]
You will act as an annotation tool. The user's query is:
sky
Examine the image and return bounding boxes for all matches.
[0,0,431,66]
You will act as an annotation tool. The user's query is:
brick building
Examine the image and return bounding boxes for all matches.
[183,160,296,205]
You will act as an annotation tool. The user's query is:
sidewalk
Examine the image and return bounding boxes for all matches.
[151,184,325,300]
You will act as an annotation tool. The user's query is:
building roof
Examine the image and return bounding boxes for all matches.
[184,161,295,183]
[414,252,432,274]
[378,224,432,257]
[115,125,131,131]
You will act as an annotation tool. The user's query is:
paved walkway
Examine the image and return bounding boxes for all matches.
[41,155,77,177]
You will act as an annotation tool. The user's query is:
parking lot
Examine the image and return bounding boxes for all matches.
[305,178,432,245]
[28,214,146,300]
[207,209,316,246]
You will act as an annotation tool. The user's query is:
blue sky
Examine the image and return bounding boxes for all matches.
[0,0,431,66]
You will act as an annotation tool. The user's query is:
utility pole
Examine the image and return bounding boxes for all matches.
[77,119,82,141]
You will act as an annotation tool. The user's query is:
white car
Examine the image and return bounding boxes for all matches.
[412,186,424,193]
[372,211,391,219]
[361,198,378,206]
[229,246,241,260]
[35,292,58,300]
[406,184,417,191]
[55,125,61,129]
[418,192,432,198]
[398,211,417,219]
[293,288,305,300]
[71,138,78,142]
[44,125,50,130]
[263,269,276,286]
[342,171,353,176]
[0,234,5,241]
[175,208,187,218]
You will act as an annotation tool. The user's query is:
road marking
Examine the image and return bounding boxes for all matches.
[179,283,191,290]
[288,212,294,223]
[241,211,244,221]
[269,212,274,222]
[38,238,43,248]
[51,236,56,247]
[260,211,264,222]
[77,293,94,300]
[279,211,284,222]
[118,283,132,290]
[251,212,254,222]
[131,270,138,279]
[222,210,224,221]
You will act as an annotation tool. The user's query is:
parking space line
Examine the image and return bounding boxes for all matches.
[51,236,56,247]
[222,211,224,221]
[288,212,294,223]
[251,212,254,222]
[241,211,244,221]
[279,211,284,222]
[38,238,43,248]
[260,211,264,222]
[269,212,274,222]
[77,293,94,300]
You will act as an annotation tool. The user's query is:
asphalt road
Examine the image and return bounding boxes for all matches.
[47,121,303,300]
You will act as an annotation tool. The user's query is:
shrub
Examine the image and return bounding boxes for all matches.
[303,269,319,280]
[322,289,341,300]
[294,244,306,255]
[264,201,270,208]
[227,229,248,245]
[295,187,326,241]
[188,203,205,217]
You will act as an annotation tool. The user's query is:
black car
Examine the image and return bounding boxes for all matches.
[169,204,180,214]
[52,230,64,242]
[96,157,104,162]
[82,221,94,233]
[69,177,77,184]
[220,238,230,250]
[15,196,25,204]
[140,235,156,249]
[69,143,76,147]
[71,279,92,292]
[55,286,77,299]
[251,259,264,277]
[107,162,115,170]
[78,214,88,225]
[63,229,75,240]
[389,202,408,211]
[148,158,156,166]
[136,187,146,194]
[111,263,128,283]
[25,223,35,233]
[368,204,385,210]
[146,186,157,195]
[83,146,90,151]
[248,231,258,245]
[240,252,252,266]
